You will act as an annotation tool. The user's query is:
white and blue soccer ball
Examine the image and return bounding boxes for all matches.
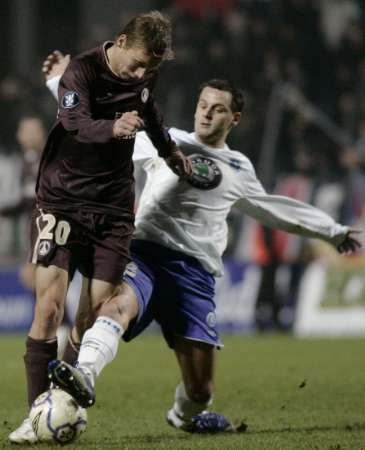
[29,389,87,444]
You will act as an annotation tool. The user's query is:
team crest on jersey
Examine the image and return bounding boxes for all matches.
[141,88,149,103]
[62,91,80,109]
[38,240,52,257]
[188,156,222,190]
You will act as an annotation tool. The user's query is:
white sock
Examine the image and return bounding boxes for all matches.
[77,316,124,385]
[170,382,212,425]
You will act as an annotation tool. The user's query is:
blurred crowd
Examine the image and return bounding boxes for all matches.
[0,0,364,329]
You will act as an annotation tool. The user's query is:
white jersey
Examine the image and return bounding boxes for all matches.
[46,78,349,276]
[133,128,349,276]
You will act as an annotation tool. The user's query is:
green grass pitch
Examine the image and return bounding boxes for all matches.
[0,334,364,449]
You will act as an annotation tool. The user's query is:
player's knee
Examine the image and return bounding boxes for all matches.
[99,300,120,320]
[99,292,137,326]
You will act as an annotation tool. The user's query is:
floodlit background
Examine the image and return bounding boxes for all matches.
[0,0,364,336]
[1,2,365,449]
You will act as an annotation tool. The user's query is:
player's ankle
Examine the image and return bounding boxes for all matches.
[167,408,192,430]
[172,382,211,421]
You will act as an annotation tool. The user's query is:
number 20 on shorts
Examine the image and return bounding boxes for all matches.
[39,213,71,245]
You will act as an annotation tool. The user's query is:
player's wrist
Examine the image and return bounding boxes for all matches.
[160,140,178,159]
[112,119,125,139]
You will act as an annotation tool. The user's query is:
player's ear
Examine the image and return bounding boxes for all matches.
[116,34,127,49]
[232,112,241,127]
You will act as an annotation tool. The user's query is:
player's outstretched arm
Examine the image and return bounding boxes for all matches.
[237,158,363,254]
[241,191,363,254]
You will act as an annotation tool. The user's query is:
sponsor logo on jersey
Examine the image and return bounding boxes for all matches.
[206,312,217,328]
[141,88,149,103]
[188,156,222,190]
[229,158,241,171]
[62,91,80,109]
[38,240,52,257]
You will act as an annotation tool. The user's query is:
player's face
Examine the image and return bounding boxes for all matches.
[16,118,46,152]
[111,35,160,80]
[194,87,241,148]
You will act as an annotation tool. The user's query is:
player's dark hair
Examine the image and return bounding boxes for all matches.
[198,79,245,113]
[119,11,174,61]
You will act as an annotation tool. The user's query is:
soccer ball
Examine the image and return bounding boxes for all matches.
[29,389,87,444]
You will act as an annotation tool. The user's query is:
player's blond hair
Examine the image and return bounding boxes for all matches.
[119,11,174,61]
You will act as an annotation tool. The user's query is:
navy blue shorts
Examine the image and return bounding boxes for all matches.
[123,240,222,348]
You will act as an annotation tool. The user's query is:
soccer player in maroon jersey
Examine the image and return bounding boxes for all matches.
[9,11,192,444]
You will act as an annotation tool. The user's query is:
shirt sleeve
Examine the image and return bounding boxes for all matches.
[143,95,176,158]
[57,58,115,144]
[238,158,349,247]
[46,76,61,101]
[133,131,159,161]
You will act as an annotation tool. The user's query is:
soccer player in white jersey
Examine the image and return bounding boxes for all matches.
[41,57,362,436]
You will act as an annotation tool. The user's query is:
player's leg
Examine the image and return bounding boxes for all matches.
[74,280,139,383]
[9,209,76,444]
[26,265,69,402]
[142,241,234,432]
[62,274,91,366]
[59,270,83,361]
[9,265,69,444]
[167,336,215,427]
[167,337,234,433]
[49,280,141,407]
[49,253,155,408]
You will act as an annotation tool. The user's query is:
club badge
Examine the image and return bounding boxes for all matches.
[124,261,138,278]
[62,91,80,109]
[141,88,149,103]
[206,312,217,328]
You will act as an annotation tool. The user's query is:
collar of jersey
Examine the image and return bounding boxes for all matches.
[191,133,229,152]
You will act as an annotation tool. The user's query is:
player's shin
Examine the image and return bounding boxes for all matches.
[62,331,81,366]
[76,316,124,385]
[24,336,58,407]
[167,382,212,430]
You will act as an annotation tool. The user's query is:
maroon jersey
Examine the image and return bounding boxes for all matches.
[36,42,174,218]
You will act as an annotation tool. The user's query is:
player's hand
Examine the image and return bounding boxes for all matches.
[337,229,362,254]
[165,147,193,179]
[42,50,70,80]
[113,111,145,139]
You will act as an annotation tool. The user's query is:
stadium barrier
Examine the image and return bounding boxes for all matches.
[0,268,35,332]
[294,260,365,336]
[0,261,260,333]
[2,260,365,336]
